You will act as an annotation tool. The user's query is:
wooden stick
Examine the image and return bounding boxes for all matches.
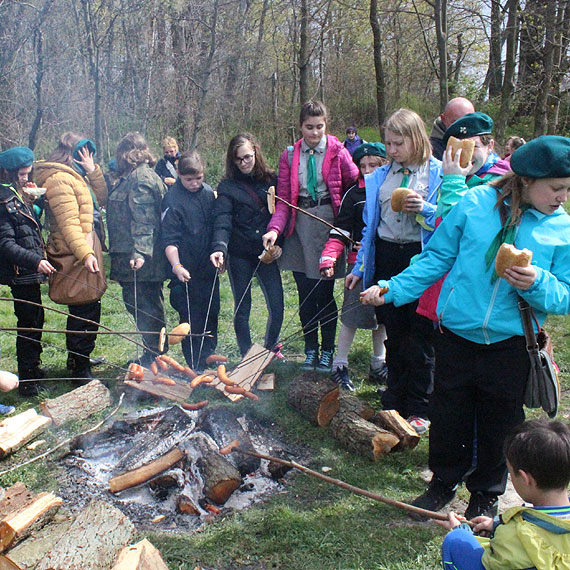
[233,447,472,526]
[0,327,211,337]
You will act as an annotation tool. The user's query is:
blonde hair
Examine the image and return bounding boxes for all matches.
[384,109,432,165]
[491,171,528,226]
[162,136,178,152]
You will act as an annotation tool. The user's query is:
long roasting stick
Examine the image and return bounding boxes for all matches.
[0,327,210,338]
[232,446,473,526]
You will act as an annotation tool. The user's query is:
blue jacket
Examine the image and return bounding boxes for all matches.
[352,157,442,287]
[381,184,570,344]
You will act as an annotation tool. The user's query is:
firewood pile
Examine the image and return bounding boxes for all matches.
[288,372,421,460]
[0,484,169,569]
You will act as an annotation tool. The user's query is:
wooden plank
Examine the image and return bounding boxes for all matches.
[122,366,192,403]
[0,410,51,459]
[111,538,170,570]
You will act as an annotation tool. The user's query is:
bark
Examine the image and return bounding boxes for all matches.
[488,0,504,98]
[287,373,340,427]
[336,393,375,421]
[369,0,386,129]
[299,0,310,104]
[0,409,51,459]
[434,0,449,109]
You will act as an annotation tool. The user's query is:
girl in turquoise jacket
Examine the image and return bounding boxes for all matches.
[361,135,570,522]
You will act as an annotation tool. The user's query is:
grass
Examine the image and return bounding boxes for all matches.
[0,257,569,569]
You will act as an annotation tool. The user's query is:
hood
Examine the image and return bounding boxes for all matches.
[33,161,84,187]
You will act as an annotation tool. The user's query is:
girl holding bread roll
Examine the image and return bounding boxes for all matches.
[360,135,570,522]
[346,108,442,435]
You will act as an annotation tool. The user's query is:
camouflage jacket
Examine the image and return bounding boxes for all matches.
[107,163,168,282]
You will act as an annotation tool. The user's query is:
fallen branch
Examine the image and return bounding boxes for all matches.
[232,445,472,526]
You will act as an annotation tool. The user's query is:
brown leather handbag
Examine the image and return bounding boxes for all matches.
[47,231,107,306]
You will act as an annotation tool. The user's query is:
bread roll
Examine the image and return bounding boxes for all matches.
[391,188,414,212]
[495,243,533,277]
[169,322,190,345]
[446,136,475,168]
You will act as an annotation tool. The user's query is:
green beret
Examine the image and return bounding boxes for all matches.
[510,135,570,179]
[442,112,494,147]
[72,139,97,162]
[0,146,34,171]
[352,142,386,164]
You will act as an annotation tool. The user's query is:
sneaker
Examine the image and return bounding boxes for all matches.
[316,350,334,373]
[409,477,457,521]
[369,361,388,384]
[465,491,499,520]
[0,404,15,416]
[407,415,431,435]
[332,366,355,391]
[301,350,318,371]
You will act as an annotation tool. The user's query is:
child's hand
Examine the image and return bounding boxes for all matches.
[0,371,19,392]
[345,273,360,290]
[471,516,494,536]
[360,285,386,306]
[443,146,472,177]
[262,230,278,249]
[130,257,144,270]
[434,511,465,530]
[504,264,537,290]
[75,145,96,174]
[173,264,191,282]
[210,252,225,272]
[320,267,334,278]
[402,190,424,214]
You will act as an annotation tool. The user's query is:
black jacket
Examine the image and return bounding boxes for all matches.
[155,155,178,183]
[0,183,46,285]
[161,180,219,281]
[211,173,278,259]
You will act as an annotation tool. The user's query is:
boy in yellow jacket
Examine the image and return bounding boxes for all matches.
[439,418,570,569]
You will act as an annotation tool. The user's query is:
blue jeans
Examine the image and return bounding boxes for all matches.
[441,528,485,570]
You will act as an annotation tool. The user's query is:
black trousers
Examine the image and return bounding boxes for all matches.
[170,278,219,370]
[374,238,434,419]
[11,283,44,372]
[228,255,284,356]
[67,300,101,359]
[429,328,528,495]
[292,271,337,353]
[120,280,165,356]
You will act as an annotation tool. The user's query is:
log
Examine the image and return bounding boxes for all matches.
[109,447,185,494]
[1,514,73,570]
[176,494,201,516]
[36,499,135,570]
[111,538,170,570]
[328,411,400,461]
[370,410,420,450]
[182,434,242,505]
[337,393,375,421]
[0,484,35,520]
[0,492,62,553]
[287,373,339,427]
[0,409,51,459]
[41,379,111,426]
[197,407,260,476]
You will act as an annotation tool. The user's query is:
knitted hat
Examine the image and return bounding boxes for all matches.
[352,142,386,164]
[0,146,34,171]
[510,135,570,179]
[443,112,494,147]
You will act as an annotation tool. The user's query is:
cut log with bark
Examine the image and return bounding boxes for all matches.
[111,538,170,570]
[182,434,242,505]
[337,393,375,421]
[40,379,111,426]
[328,411,400,461]
[109,447,185,494]
[176,494,201,516]
[0,484,34,520]
[197,407,260,476]
[35,499,135,570]
[370,410,420,450]
[0,409,51,459]
[287,373,340,427]
[0,491,62,553]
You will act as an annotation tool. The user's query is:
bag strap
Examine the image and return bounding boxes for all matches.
[518,296,540,354]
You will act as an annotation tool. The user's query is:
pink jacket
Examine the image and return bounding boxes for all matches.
[267,135,358,238]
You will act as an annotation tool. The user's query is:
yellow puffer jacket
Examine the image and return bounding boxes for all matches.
[35,162,107,263]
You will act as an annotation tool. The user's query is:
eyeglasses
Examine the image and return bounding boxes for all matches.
[235,153,255,164]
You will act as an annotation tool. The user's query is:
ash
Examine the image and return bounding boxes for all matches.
[58,405,300,533]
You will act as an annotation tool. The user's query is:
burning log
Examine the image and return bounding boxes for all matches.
[328,412,399,461]
[183,434,242,505]
[40,380,111,426]
[0,484,62,553]
[176,494,201,516]
[197,407,260,476]
[109,447,185,494]
[287,373,340,427]
[111,538,170,570]
[35,500,135,570]
[0,409,51,459]
[370,410,420,450]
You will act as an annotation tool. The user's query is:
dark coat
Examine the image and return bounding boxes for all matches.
[107,163,168,282]
[161,180,219,281]
[0,183,46,285]
[155,155,178,183]
[211,173,278,259]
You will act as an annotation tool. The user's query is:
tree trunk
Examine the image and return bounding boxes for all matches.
[28,29,44,151]
[287,373,340,427]
[488,0,504,98]
[434,0,449,110]
[299,0,310,104]
[369,0,386,129]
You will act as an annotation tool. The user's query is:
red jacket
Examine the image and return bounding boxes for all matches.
[267,135,358,238]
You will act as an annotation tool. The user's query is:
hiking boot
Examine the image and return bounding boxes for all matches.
[18,368,45,397]
[407,415,431,435]
[0,404,15,416]
[369,361,388,384]
[332,365,355,392]
[301,350,318,371]
[465,492,499,520]
[409,477,457,521]
[316,350,334,373]
[73,356,95,386]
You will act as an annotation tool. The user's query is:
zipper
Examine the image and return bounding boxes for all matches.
[437,286,454,325]
[482,279,501,344]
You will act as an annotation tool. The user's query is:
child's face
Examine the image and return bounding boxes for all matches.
[301,116,326,147]
[359,155,381,176]
[179,172,204,192]
[385,129,414,166]
[234,142,256,175]
[16,166,32,188]
[347,131,356,140]
[468,136,493,175]
[164,146,178,157]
